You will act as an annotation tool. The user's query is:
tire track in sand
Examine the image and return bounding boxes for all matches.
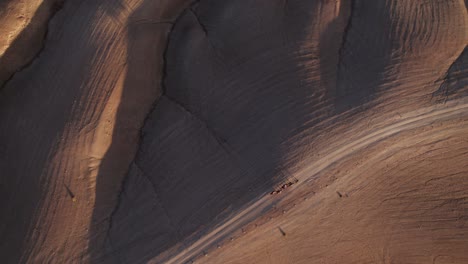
[165,99,468,264]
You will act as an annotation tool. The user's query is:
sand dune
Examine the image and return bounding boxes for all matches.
[0,0,467,263]
[0,0,64,87]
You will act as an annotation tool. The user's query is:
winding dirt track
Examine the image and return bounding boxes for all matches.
[168,100,468,264]
[0,0,468,263]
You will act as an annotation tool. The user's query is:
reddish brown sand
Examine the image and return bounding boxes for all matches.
[0,0,467,263]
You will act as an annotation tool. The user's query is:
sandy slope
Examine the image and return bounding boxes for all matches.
[0,0,468,263]
[0,0,191,262]
[0,0,64,87]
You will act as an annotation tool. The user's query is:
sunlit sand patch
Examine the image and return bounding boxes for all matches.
[88,71,126,187]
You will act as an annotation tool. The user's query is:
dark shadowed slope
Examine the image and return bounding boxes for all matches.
[102,0,468,263]
[433,47,468,103]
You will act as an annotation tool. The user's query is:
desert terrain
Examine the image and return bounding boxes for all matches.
[0,0,467,263]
